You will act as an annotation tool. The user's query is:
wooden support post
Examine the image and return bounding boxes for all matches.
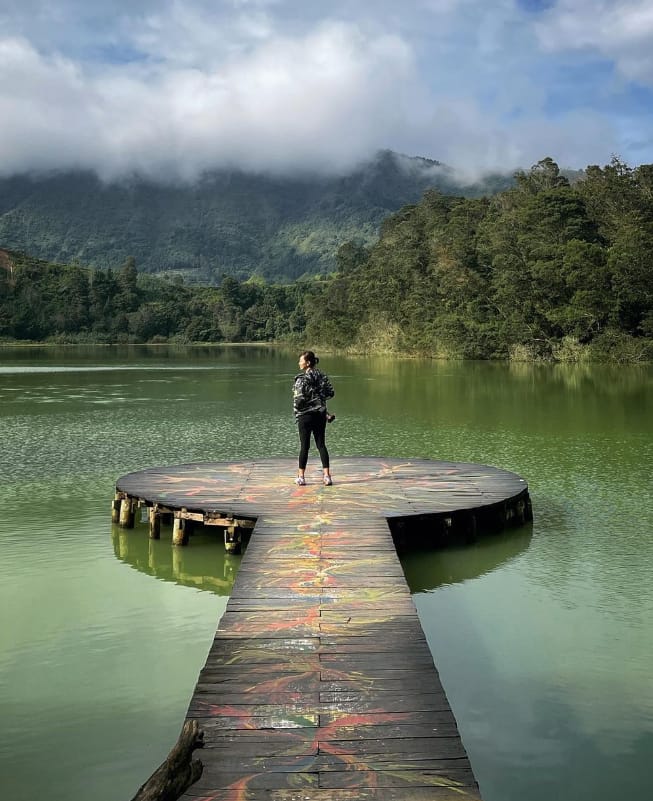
[224,524,242,554]
[172,515,189,546]
[111,491,122,524]
[149,507,161,540]
[461,511,477,542]
[119,497,135,528]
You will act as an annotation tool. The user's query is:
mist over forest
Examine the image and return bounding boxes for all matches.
[0,151,514,282]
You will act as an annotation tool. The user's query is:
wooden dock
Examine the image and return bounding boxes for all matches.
[115,457,532,800]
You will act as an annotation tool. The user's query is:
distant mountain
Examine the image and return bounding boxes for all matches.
[0,151,513,283]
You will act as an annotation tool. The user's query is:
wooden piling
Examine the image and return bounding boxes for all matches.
[119,497,135,528]
[223,523,241,554]
[172,515,188,546]
[148,507,161,540]
[111,491,122,524]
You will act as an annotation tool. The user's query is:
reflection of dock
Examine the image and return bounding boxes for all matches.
[115,457,532,799]
[111,526,239,595]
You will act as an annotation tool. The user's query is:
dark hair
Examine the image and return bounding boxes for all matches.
[300,350,318,367]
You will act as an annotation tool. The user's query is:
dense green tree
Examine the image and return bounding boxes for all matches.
[88,268,117,333]
[576,157,638,242]
[607,218,653,334]
[557,240,610,340]
[116,256,139,313]
[514,157,570,195]
[56,266,90,332]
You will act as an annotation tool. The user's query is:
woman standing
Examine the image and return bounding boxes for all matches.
[292,351,335,485]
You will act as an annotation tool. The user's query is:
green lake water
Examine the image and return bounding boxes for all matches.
[0,345,651,801]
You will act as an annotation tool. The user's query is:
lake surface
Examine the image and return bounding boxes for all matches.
[1,345,651,801]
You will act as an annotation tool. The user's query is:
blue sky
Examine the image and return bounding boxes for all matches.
[1,0,652,181]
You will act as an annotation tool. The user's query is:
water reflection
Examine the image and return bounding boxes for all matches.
[111,521,240,595]
[507,359,653,396]
[111,510,533,596]
[0,343,294,368]
[401,524,533,591]
[454,665,653,801]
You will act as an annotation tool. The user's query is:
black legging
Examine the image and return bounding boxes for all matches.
[297,410,329,470]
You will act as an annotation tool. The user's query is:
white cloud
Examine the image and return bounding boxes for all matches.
[130,1,274,68]
[0,1,649,180]
[401,100,618,181]
[0,24,429,180]
[0,38,102,173]
[535,0,653,85]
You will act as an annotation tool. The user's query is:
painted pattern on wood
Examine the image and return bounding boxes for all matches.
[116,458,531,799]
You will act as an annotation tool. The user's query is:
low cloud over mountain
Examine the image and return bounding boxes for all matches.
[2,1,651,182]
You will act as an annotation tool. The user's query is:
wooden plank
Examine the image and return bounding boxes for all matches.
[313,721,461,740]
[317,768,478,788]
[319,677,443,692]
[185,711,319,730]
[192,721,461,742]
[201,739,318,757]
[188,770,319,789]
[318,711,456,727]
[188,723,319,741]
[318,690,449,704]
[321,738,467,758]
[319,668,444,683]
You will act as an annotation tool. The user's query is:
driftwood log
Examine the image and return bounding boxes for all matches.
[130,720,204,801]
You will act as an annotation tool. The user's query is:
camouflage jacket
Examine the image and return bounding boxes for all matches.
[292,368,335,419]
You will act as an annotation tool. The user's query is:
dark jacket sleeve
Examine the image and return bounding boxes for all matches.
[293,373,308,416]
[320,373,335,400]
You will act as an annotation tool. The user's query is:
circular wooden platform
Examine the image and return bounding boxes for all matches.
[115,456,530,523]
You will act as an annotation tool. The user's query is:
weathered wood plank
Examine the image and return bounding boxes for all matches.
[185,712,319,730]
[317,768,478,789]
[321,738,467,757]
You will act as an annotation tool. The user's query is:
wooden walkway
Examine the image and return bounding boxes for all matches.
[116,457,532,800]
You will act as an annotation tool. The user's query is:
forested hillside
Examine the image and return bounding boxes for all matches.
[0,250,303,343]
[303,157,653,362]
[0,151,511,283]
[1,157,650,363]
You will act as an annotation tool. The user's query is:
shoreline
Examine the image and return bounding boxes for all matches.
[0,339,651,365]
